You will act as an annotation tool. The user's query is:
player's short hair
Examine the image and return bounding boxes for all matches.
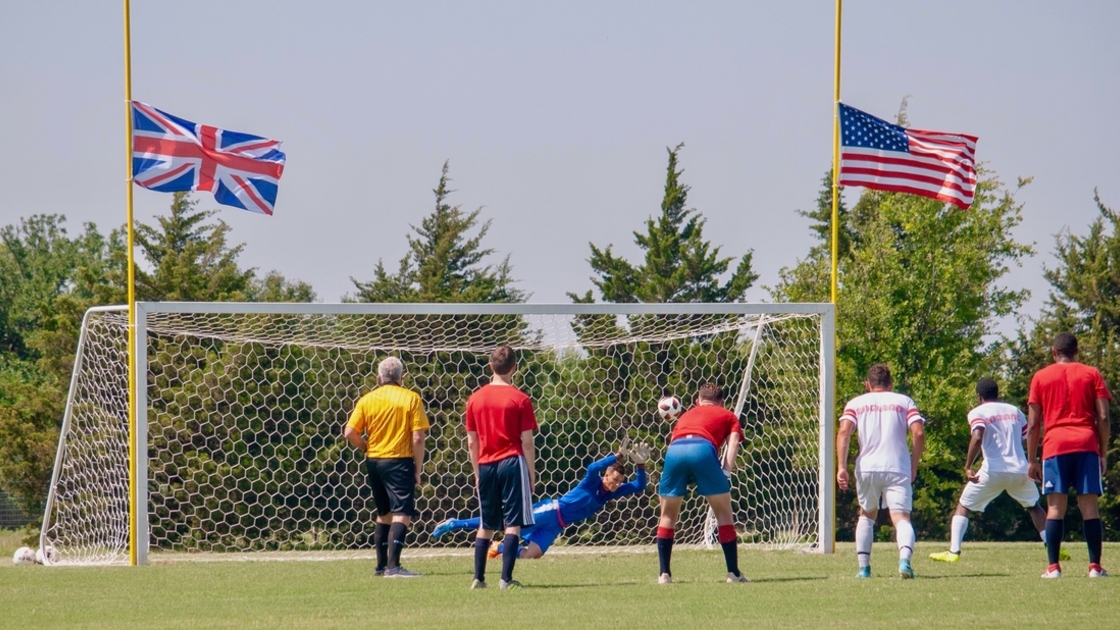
[378,356,404,385]
[866,364,892,388]
[975,377,999,401]
[605,461,630,477]
[1052,332,1078,359]
[698,382,724,403]
[489,345,517,375]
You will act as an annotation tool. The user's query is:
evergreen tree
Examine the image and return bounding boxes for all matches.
[351,161,524,304]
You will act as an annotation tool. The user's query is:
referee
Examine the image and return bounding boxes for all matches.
[344,357,430,578]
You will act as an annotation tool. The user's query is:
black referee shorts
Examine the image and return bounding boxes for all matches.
[477,454,535,530]
[365,458,416,517]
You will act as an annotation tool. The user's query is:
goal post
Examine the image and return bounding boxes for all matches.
[42,301,835,565]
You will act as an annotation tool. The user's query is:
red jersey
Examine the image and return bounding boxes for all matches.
[670,404,742,449]
[465,384,539,464]
[1028,361,1111,458]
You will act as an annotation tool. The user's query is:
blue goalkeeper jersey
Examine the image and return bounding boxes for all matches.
[556,454,647,525]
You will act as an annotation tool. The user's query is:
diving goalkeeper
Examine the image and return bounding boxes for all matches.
[433,440,651,558]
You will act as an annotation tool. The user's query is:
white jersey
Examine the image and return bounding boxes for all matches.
[967,401,1028,474]
[840,391,924,475]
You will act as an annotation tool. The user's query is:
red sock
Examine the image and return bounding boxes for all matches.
[657,526,675,540]
[718,524,736,544]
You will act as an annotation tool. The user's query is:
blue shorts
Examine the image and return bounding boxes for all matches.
[658,438,730,497]
[521,501,564,554]
[478,455,535,530]
[1042,452,1103,496]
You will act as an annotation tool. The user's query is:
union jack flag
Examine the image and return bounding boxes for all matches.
[131,101,286,215]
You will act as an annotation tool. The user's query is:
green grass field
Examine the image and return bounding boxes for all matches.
[2,530,1117,629]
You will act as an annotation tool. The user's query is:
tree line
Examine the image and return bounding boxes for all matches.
[1,141,1118,545]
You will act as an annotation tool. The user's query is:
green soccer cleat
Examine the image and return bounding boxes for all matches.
[855,566,871,579]
[1060,549,1071,561]
[899,559,914,579]
[929,551,960,563]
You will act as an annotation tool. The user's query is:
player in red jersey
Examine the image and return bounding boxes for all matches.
[1027,332,1111,578]
[655,383,747,584]
[465,345,539,590]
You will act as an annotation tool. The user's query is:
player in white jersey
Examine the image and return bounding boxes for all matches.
[836,364,925,579]
[930,378,1055,562]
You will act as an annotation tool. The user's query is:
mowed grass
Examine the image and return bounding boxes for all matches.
[1,533,1118,629]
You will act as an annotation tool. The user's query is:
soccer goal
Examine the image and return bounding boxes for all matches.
[41,302,835,565]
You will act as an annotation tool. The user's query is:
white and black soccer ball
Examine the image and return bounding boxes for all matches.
[12,546,36,566]
[35,545,59,566]
[657,396,682,421]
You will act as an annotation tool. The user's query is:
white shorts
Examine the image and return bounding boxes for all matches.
[959,471,1039,511]
[856,471,912,512]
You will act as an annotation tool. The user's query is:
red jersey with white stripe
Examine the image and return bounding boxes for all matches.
[466,384,539,465]
[840,391,924,475]
[670,404,742,450]
[1028,362,1111,458]
[967,402,1028,474]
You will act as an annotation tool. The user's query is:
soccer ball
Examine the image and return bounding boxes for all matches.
[657,396,682,420]
[35,545,59,565]
[12,546,35,566]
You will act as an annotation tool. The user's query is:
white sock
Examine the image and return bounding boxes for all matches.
[950,515,968,554]
[856,516,874,568]
[896,519,915,561]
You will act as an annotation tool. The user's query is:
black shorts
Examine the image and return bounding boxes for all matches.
[365,458,416,517]
[477,455,535,530]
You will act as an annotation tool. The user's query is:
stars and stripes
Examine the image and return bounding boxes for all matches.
[131,101,286,215]
[838,103,978,209]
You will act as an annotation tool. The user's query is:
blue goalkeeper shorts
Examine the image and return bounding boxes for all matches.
[659,438,729,497]
[521,500,565,554]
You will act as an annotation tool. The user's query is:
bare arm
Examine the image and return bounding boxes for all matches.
[723,432,741,473]
[412,430,427,486]
[467,431,480,481]
[964,427,984,483]
[1027,403,1042,482]
[909,421,925,482]
[836,420,855,491]
[1097,397,1110,474]
[343,426,367,453]
[521,430,536,488]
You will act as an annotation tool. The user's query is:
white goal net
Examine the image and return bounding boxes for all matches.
[42,302,834,565]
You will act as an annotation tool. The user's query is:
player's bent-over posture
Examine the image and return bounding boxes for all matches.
[1028,332,1111,578]
[433,442,650,558]
[466,345,539,590]
[343,357,430,578]
[931,378,1052,562]
[656,383,748,585]
[836,364,925,579]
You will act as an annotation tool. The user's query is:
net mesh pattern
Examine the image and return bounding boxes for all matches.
[43,307,824,564]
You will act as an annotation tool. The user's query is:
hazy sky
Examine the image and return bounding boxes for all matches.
[2,1,1118,324]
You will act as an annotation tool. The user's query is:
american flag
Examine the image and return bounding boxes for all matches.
[838,103,977,209]
[131,102,286,215]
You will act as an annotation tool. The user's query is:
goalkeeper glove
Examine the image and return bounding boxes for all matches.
[628,442,652,466]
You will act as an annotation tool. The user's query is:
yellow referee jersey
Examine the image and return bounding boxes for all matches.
[346,384,430,459]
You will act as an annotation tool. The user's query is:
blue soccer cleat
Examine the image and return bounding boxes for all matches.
[432,519,458,540]
[899,559,914,579]
[855,566,871,579]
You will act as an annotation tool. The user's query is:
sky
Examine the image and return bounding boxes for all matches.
[2,1,1118,328]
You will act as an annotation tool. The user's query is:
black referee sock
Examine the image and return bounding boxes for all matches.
[387,522,408,569]
[1084,518,1103,565]
[1045,519,1064,566]
[501,534,520,583]
[373,522,390,571]
[474,538,491,582]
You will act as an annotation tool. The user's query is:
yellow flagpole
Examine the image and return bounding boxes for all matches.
[830,0,842,304]
[123,0,137,567]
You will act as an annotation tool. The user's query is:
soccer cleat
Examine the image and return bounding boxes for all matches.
[1060,549,1071,561]
[898,559,914,579]
[431,519,457,540]
[658,573,673,585]
[470,579,487,589]
[726,572,750,583]
[499,579,523,590]
[855,566,871,579]
[1089,564,1109,578]
[1041,564,1061,578]
[487,547,500,560]
[374,567,385,577]
[383,566,422,578]
[929,551,960,563]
